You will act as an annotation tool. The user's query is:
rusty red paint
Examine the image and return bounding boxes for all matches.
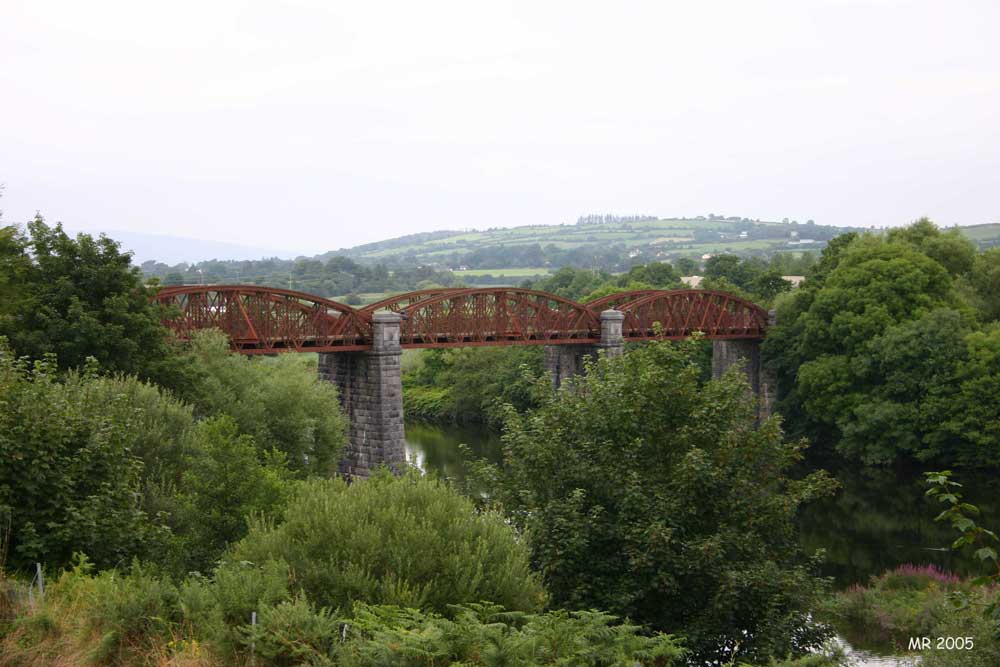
[153,285,767,354]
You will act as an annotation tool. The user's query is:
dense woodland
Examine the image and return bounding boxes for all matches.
[1,215,999,666]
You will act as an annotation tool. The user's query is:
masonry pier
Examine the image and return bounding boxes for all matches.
[318,312,405,479]
[710,309,777,420]
[544,309,625,388]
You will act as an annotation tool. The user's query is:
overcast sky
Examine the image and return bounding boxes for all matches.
[2,1,998,257]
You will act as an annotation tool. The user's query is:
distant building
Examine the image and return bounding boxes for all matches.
[782,275,806,287]
[681,275,703,288]
[701,253,713,260]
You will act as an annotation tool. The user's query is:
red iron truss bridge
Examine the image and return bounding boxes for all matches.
[154,285,769,355]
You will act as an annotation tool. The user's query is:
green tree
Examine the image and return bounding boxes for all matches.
[403,346,543,425]
[0,345,172,570]
[483,340,837,664]
[181,331,348,475]
[763,225,970,462]
[0,216,181,385]
[172,416,291,573]
[163,271,185,286]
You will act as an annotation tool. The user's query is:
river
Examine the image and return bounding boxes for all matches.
[403,421,1000,666]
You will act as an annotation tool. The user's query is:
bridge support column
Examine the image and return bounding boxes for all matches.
[545,310,627,388]
[597,309,625,358]
[318,312,405,479]
[711,338,774,420]
[544,344,595,389]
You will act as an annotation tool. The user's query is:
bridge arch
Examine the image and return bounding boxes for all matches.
[395,287,599,347]
[155,285,370,353]
[616,289,768,340]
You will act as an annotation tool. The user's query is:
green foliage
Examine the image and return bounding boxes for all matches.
[247,601,686,667]
[482,340,837,664]
[225,472,546,616]
[965,248,1000,322]
[172,416,292,573]
[403,346,543,426]
[1,562,685,667]
[918,594,1000,667]
[528,266,613,300]
[0,336,304,575]
[764,219,1000,466]
[0,216,183,386]
[0,346,173,571]
[819,565,964,652]
[924,471,1000,633]
[180,331,348,475]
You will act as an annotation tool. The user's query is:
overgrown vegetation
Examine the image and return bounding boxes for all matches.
[765,219,1000,467]
[0,560,686,667]
[475,339,839,665]
[223,472,547,615]
[402,346,543,426]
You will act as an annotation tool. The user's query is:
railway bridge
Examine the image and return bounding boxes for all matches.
[156,285,774,478]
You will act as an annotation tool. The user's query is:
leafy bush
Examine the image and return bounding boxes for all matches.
[225,472,546,615]
[483,339,838,665]
[402,346,542,426]
[0,347,176,570]
[245,601,686,667]
[180,331,347,475]
[918,590,1000,667]
[171,416,292,573]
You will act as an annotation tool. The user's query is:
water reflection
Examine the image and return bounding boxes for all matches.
[797,458,1000,587]
[404,422,503,484]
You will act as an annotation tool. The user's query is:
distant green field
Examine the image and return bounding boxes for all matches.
[959,223,1000,242]
[329,217,1000,270]
[453,267,551,277]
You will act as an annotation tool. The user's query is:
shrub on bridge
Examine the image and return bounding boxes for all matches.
[221,470,546,616]
[483,339,839,665]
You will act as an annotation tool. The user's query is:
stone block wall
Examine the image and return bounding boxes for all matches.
[318,312,405,479]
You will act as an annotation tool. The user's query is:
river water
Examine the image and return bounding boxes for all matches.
[403,421,999,666]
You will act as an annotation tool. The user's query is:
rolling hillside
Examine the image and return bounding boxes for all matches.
[322,216,852,270]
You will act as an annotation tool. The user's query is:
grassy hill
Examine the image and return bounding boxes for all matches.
[323,216,851,271]
[957,222,1000,248]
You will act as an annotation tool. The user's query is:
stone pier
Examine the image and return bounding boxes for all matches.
[711,337,774,420]
[544,309,626,388]
[318,311,405,479]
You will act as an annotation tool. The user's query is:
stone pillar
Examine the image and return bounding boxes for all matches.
[544,309,626,388]
[711,338,775,420]
[318,311,405,479]
[544,343,596,389]
[597,309,625,358]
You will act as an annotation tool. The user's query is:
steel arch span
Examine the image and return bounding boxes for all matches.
[154,285,768,353]
[154,285,371,353]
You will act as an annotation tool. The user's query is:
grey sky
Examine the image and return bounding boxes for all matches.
[2,1,998,257]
